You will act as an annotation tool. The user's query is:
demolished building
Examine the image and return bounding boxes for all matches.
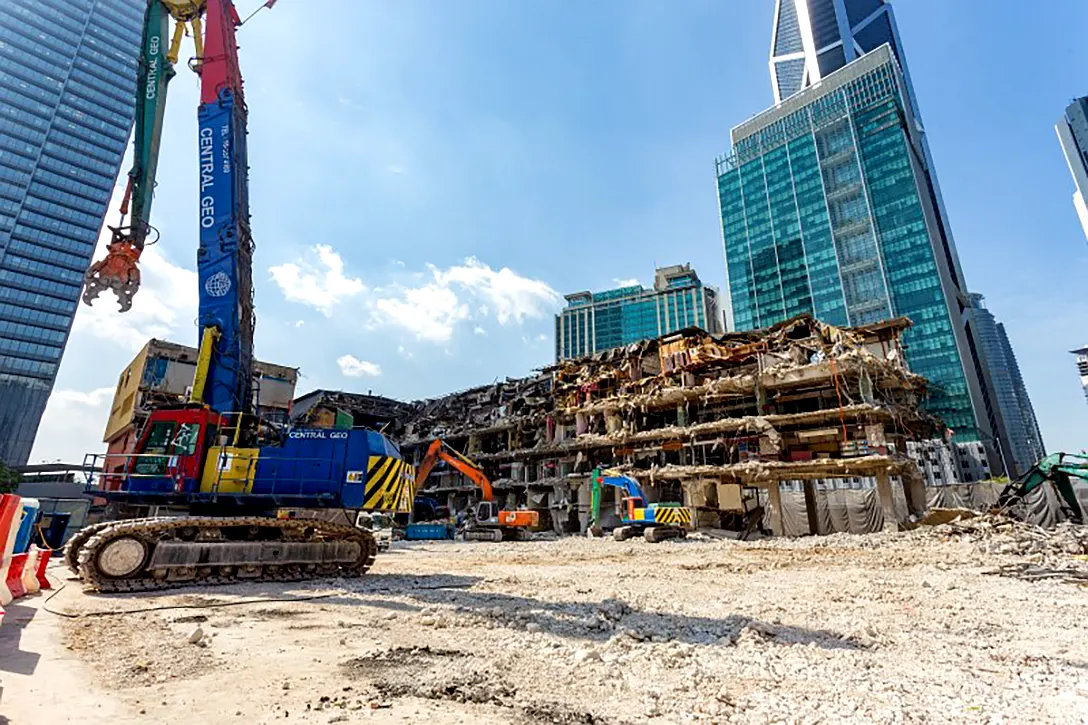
[389,314,937,537]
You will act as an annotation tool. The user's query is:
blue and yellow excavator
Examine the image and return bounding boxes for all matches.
[998,452,1088,524]
[587,468,691,543]
[67,0,413,592]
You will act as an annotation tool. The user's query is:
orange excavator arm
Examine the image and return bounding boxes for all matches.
[414,440,494,501]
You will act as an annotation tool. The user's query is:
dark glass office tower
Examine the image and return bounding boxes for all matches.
[771,1,913,106]
[965,295,1045,476]
[0,0,143,464]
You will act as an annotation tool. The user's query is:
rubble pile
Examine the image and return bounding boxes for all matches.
[930,513,1088,585]
[936,513,1088,558]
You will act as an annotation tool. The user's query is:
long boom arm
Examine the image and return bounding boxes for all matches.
[83,1,208,312]
[415,440,495,501]
[83,1,176,311]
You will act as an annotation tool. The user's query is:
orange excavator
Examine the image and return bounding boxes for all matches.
[415,440,539,542]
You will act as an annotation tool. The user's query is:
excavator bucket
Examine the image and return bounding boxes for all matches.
[83,233,142,312]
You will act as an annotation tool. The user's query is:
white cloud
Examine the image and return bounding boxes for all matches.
[373,282,470,343]
[370,257,560,343]
[613,278,640,287]
[473,326,487,337]
[386,164,406,175]
[269,249,559,344]
[337,354,382,377]
[269,244,366,316]
[434,257,562,325]
[294,320,305,328]
[31,387,114,463]
[396,345,414,359]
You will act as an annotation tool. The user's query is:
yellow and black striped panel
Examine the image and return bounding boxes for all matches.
[653,506,692,526]
[364,455,413,513]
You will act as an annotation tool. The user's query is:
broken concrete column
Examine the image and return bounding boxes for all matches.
[875,472,897,532]
[576,481,592,532]
[766,482,785,537]
[604,411,623,436]
[802,480,820,536]
[901,465,928,519]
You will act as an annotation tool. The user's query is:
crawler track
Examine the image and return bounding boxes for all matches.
[72,516,377,593]
[64,520,118,573]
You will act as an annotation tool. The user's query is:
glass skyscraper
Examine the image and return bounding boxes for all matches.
[769,0,967,302]
[1056,96,1088,242]
[556,265,721,361]
[770,0,913,105]
[965,295,1045,476]
[716,45,993,446]
[0,0,143,465]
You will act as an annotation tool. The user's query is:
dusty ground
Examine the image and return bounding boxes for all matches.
[4,526,1088,725]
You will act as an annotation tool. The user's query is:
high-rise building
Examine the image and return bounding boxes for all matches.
[998,322,1045,468]
[1072,345,1088,407]
[0,0,143,465]
[555,264,721,361]
[720,1,1024,474]
[771,0,913,106]
[716,45,996,456]
[1056,96,1088,242]
[965,294,1045,476]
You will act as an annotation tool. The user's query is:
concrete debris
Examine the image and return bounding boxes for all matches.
[986,562,1088,584]
[937,514,1088,557]
[39,534,1088,724]
[922,513,1088,585]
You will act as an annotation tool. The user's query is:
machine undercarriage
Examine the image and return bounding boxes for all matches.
[66,516,377,593]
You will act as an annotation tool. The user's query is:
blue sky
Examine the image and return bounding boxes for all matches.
[32,0,1088,462]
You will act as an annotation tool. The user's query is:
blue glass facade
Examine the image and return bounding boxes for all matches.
[717,47,988,443]
[0,0,143,465]
[555,266,721,361]
[965,295,1045,476]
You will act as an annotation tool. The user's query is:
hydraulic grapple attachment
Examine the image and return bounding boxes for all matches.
[83,231,143,312]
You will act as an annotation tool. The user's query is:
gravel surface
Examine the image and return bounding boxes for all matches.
[11,523,1088,724]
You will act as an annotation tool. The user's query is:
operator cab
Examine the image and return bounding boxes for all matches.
[99,406,224,494]
[475,500,499,523]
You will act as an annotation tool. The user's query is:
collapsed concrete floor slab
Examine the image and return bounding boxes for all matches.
[301,315,942,536]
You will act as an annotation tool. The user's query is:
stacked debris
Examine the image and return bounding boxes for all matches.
[290,390,419,436]
[401,375,553,446]
[936,513,1088,557]
[929,513,1088,584]
[388,314,938,537]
